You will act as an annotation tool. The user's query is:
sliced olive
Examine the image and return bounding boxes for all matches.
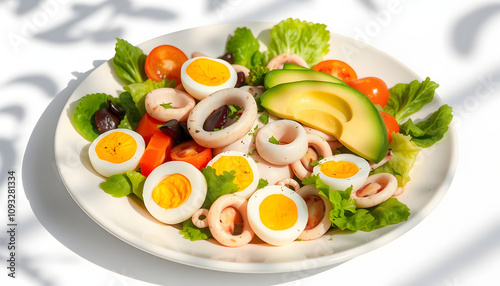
[95,108,120,133]
[219,52,234,64]
[203,105,229,131]
[107,98,125,119]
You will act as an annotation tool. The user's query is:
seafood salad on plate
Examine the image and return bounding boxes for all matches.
[69,18,453,248]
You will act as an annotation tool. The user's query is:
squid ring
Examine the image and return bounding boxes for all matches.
[275,178,301,192]
[302,126,338,142]
[352,173,398,208]
[187,88,257,148]
[266,53,309,70]
[255,119,308,165]
[207,194,254,247]
[145,88,195,122]
[191,208,209,228]
[297,185,333,241]
[291,133,333,180]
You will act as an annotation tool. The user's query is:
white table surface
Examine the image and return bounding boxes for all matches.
[1,0,499,285]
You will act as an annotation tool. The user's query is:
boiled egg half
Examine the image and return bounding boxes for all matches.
[142,161,207,224]
[207,151,259,199]
[180,56,237,100]
[247,185,308,246]
[88,129,145,177]
[313,153,370,192]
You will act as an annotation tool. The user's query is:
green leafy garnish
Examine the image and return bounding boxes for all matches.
[99,170,146,199]
[116,91,142,131]
[269,136,280,145]
[124,78,175,116]
[265,18,330,67]
[257,178,269,189]
[160,102,173,109]
[112,38,147,84]
[400,104,453,147]
[228,104,242,119]
[72,93,112,141]
[258,113,269,124]
[225,27,261,69]
[371,133,421,187]
[180,219,213,241]
[384,77,439,122]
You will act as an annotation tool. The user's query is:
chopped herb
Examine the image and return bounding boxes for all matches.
[228,104,242,119]
[248,149,256,156]
[160,102,173,109]
[259,113,269,124]
[269,136,280,145]
[257,178,269,189]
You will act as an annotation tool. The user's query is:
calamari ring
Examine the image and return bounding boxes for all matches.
[232,64,250,78]
[255,119,308,165]
[207,194,254,247]
[302,126,338,142]
[352,173,398,208]
[145,88,195,122]
[266,53,309,70]
[187,88,257,148]
[297,185,333,241]
[191,208,209,228]
[291,133,333,180]
[276,178,301,192]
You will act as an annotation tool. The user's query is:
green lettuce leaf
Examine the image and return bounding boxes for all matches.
[113,38,147,84]
[265,18,330,67]
[371,133,421,187]
[99,170,145,199]
[384,77,439,122]
[116,91,142,130]
[124,78,175,116]
[400,104,453,148]
[302,174,410,232]
[72,93,113,141]
[226,27,260,69]
[179,219,213,241]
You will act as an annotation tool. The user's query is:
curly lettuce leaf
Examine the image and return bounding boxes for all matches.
[179,219,213,241]
[371,133,421,187]
[384,77,439,122]
[113,38,147,84]
[400,104,453,148]
[99,170,146,199]
[265,18,330,67]
[124,78,175,116]
[302,174,410,231]
[72,93,113,141]
[226,27,260,69]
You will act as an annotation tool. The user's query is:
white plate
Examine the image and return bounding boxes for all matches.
[54,22,458,273]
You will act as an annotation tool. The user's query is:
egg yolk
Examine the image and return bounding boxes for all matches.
[95,131,137,164]
[259,194,298,231]
[212,156,253,192]
[320,160,359,179]
[152,174,191,209]
[186,58,230,86]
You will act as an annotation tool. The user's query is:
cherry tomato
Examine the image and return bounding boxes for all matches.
[135,113,165,145]
[145,45,188,83]
[348,77,389,108]
[312,60,358,82]
[170,140,212,170]
[379,110,399,143]
[140,132,174,177]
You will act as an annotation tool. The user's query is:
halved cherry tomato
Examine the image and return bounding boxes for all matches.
[312,60,358,82]
[136,113,165,145]
[379,110,399,143]
[145,45,188,83]
[140,132,174,177]
[170,140,212,171]
[348,77,389,108]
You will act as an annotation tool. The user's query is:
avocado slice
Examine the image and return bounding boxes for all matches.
[283,63,309,70]
[264,69,346,89]
[260,81,389,163]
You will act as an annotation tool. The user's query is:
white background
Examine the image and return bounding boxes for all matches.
[1,0,499,285]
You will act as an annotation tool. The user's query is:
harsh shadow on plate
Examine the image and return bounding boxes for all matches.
[22,60,337,285]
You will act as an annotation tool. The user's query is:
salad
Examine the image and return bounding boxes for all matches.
[70,18,453,247]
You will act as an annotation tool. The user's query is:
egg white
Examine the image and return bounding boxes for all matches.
[180,56,237,100]
[247,185,308,246]
[207,150,259,199]
[142,161,207,224]
[88,129,145,178]
[312,153,370,192]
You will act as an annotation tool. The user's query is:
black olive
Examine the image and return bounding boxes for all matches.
[107,98,126,119]
[203,105,229,131]
[160,119,192,144]
[95,108,120,133]
[218,52,234,64]
[235,71,246,88]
